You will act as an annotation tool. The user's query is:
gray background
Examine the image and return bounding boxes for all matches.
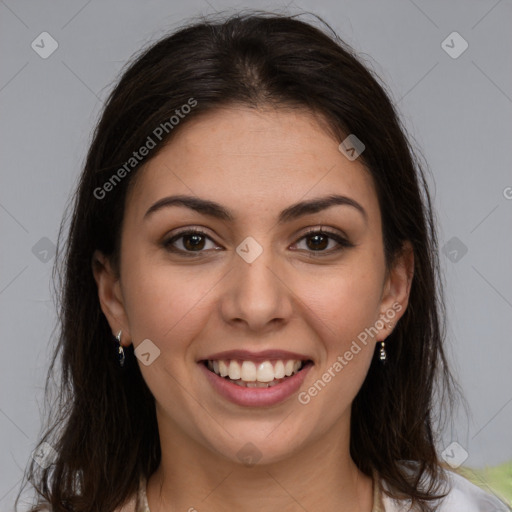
[1,0,511,509]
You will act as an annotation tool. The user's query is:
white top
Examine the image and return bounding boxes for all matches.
[128,467,510,512]
[379,469,510,511]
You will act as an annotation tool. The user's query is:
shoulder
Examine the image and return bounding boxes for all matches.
[112,493,138,512]
[435,470,510,511]
[380,466,510,512]
[113,476,148,512]
[30,494,139,512]
[31,479,144,512]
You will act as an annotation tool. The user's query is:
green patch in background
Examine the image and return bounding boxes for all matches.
[455,460,512,508]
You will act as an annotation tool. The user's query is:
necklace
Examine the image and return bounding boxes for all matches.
[138,469,384,512]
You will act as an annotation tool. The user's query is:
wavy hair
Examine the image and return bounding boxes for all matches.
[16,10,463,512]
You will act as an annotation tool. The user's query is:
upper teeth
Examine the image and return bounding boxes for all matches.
[207,359,304,382]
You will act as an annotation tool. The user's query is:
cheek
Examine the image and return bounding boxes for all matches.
[340,245,387,327]
[293,251,385,399]
[119,252,217,407]
[300,260,384,342]
[296,267,382,423]
[120,249,215,348]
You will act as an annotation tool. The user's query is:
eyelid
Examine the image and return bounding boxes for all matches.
[292,227,354,254]
[162,227,219,256]
[298,225,350,241]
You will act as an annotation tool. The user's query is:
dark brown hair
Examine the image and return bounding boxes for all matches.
[16,10,463,512]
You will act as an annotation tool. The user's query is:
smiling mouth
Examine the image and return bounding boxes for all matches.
[201,359,313,388]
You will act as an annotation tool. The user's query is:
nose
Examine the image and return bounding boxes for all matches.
[220,242,294,333]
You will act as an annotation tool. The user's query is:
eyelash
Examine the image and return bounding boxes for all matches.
[162,227,354,257]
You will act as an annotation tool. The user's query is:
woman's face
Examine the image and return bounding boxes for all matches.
[94,105,412,466]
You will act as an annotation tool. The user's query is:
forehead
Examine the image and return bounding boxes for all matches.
[125,106,379,224]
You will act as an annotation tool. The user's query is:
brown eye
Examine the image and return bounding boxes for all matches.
[294,229,354,255]
[163,229,219,256]
[182,233,206,251]
[305,233,330,251]
[162,227,353,258]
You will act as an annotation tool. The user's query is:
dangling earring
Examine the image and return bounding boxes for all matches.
[379,341,387,362]
[379,321,394,364]
[115,330,125,367]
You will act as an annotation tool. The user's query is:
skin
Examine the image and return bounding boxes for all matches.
[93,105,414,512]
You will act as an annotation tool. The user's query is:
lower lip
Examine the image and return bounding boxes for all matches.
[199,361,313,407]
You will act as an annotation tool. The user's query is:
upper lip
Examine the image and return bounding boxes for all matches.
[199,349,313,363]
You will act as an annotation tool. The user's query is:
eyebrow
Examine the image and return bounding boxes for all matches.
[144,194,367,224]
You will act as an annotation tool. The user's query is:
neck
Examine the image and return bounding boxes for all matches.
[146,412,374,512]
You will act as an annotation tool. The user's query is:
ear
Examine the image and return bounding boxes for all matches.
[91,250,131,346]
[376,241,414,341]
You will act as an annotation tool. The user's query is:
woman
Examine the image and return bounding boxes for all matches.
[16,11,510,512]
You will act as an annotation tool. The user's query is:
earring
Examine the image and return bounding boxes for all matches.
[379,341,387,363]
[115,330,125,367]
